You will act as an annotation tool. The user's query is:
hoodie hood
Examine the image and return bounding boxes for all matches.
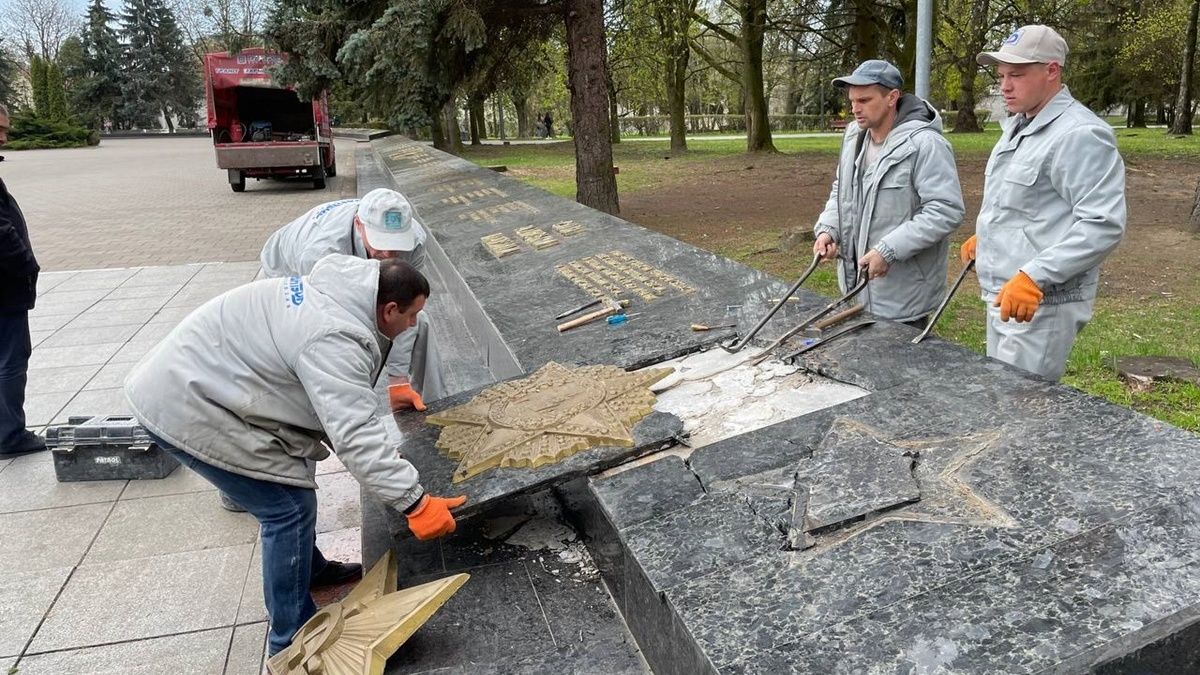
[893,94,942,135]
[306,253,385,345]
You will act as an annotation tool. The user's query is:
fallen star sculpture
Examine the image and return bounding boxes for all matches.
[427,361,672,482]
[266,551,468,675]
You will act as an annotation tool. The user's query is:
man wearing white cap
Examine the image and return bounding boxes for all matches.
[962,25,1126,381]
[260,188,444,409]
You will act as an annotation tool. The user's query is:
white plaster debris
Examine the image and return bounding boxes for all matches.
[505,515,578,551]
[647,348,867,448]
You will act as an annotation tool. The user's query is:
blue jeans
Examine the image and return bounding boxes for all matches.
[151,435,328,656]
[0,311,31,445]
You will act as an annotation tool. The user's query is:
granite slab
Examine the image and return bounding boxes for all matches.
[796,418,921,532]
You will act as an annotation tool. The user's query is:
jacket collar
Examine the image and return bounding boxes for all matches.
[999,85,1074,151]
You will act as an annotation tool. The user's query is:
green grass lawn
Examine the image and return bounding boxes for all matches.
[461,129,1200,432]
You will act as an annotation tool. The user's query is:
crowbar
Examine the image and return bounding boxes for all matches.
[721,252,822,353]
[782,320,877,362]
[749,275,869,365]
[911,259,975,344]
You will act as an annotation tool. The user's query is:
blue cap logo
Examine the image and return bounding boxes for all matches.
[1003,29,1023,45]
[384,210,409,232]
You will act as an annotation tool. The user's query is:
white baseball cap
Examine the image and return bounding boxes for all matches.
[977,25,1068,67]
[356,188,420,251]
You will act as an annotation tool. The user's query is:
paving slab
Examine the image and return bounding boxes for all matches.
[52,387,132,424]
[237,543,267,625]
[28,343,124,370]
[119,462,217,500]
[315,470,362,535]
[25,364,104,395]
[101,282,188,301]
[0,566,72,658]
[21,389,76,427]
[316,526,362,565]
[227,622,269,675]
[84,361,137,391]
[27,312,76,333]
[28,544,252,653]
[86,491,259,563]
[0,502,111,573]
[39,323,144,349]
[14,627,232,674]
[0,451,126,513]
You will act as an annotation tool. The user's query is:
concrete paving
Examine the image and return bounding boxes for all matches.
[1,137,368,674]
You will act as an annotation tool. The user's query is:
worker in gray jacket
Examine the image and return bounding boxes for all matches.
[260,188,443,410]
[963,25,1125,381]
[125,255,465,656]
[814,59,965,325]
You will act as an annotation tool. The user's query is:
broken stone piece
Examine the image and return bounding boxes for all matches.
[266,551,468,675]
[1115,355,1200,387]
[794,419,920,534]
[427,362,673,483]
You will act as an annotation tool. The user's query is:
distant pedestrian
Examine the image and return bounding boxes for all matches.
[543,112,554,138]
[0,102,47,458]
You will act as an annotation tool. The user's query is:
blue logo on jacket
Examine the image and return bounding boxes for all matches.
[287,277,305,306]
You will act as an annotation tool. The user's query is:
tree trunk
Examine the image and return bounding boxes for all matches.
[665,37,689,153]
[741,0,776,152]
[1170,0,1199,135]
[853,0,880,62]
[445,100,463,155]
[468,102,482,146]
[162,108,175,134]
[1128,100,1147,128]
[1190,178,1200,232]
[607,74,621,144]
[1156,102,1168,125]
[470,98,487,140]
[953,61,981,132]
[564,0,620,214]
[430,107,448,150]
[513,94,530,138]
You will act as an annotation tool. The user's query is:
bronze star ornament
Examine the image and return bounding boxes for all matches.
[266,551,468,675]
[427,362,673,482]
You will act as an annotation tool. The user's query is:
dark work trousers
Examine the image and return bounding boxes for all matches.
[0,311,32,445]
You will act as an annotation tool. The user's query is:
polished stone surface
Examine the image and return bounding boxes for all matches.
[364,135,1200,673]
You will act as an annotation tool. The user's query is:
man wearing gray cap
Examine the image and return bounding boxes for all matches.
[813,60,965,325]
[962,25,1125,381]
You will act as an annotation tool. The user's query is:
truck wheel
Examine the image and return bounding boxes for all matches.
[230,170,246,193]
[312,164,326,190]
[326,161,337,178]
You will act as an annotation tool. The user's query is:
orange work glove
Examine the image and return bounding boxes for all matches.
[960,234,977,264]
[994,270,1043,323]
[388,382,426,412]
[405,494,467,540]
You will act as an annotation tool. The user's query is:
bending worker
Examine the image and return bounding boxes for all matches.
[964,25,1125,381]
[124,255,465,657]
[813,59,964,326]
[260,188,444,410]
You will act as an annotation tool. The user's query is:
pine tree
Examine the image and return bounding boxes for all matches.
[47,62,69,121]
[75,0,126,129]
[30,55,51,117]
[120,0,200,130]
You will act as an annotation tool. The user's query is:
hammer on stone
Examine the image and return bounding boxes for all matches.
[557,298,625,333]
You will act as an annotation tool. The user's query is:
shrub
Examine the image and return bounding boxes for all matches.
[6,113,95,150]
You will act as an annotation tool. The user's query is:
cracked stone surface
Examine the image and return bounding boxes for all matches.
[795,419,921,533]
[427,362,671,483]
[361,136,1200,674]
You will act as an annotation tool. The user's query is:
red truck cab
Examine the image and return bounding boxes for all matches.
[203,49,335,192]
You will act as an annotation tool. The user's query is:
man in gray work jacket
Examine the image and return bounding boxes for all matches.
[963,25,1125,381]
[814,60,965,325]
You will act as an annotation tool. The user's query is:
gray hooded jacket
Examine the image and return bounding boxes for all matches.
[124,254,424,511]
[975,86,1126,304]
[815,94,965,322]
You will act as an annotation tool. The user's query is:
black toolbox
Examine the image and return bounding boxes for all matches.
[46,415,179,482]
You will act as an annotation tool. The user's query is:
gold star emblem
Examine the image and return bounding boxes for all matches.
[427,362,672,482]
[267,551,468,675]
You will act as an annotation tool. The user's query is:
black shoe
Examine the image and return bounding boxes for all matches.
[311,560,363,588]
[0,430,47,458]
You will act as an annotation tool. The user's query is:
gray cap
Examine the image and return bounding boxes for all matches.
[832,60,903,90]
[977,25,1069,67]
